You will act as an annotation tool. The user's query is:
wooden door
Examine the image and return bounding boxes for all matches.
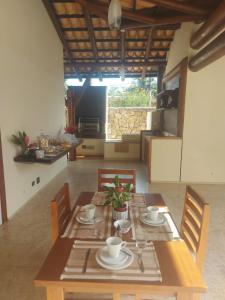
[0,131,7,223]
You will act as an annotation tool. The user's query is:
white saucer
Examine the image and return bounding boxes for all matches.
[98,246,128,265]
[96,247,134,270]
[76,212,95,224]
[140,213,166,226]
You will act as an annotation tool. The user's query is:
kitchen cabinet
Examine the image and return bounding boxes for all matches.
[145,136,182,182]
[76,138,104,156]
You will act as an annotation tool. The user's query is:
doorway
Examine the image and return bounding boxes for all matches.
[0,131,7,223]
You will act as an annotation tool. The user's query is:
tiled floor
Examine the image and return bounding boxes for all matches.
[0,159,224,300]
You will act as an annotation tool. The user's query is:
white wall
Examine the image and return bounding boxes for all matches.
[0,1,66,217]
[165,23,192,74]
[166,23,225,183]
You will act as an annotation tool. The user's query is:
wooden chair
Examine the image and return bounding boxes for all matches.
[180,185,210,273]
[98,168,136,192]
[51,183,72,242]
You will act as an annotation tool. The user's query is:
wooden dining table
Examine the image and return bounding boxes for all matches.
[34,192,207,300]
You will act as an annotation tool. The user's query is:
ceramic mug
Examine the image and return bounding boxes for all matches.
[106,236,127,258]
[82,204,96,221]
[147,206,159,221]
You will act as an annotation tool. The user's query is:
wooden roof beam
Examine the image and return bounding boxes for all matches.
[189,30,225,72]
[142,29,153,78]
[65,73,157,79]
[132,0,136,12]
[64,56,167,61]
[42,0,77,73]
[76,0,201,26]
[148,0,209,17]
[121,30,125,64]
[66,37,173,43]
[69,47,169,52]
[57,13,99,18]
[82,6,98,62]
[65,61,166,68]
[62,24,180,31]
[190,0,225,49]
[120,29,126,80]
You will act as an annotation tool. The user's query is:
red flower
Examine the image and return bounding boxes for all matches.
[24,135,30,146]
[64,126,76,134]
[115,187,124,193]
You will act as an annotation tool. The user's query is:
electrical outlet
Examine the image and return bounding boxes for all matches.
[36,177,40,184]
[32,181,35,186]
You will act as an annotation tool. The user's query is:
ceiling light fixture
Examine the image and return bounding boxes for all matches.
[108,0,122,30]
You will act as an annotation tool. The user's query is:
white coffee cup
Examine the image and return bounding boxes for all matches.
[82,204,96,220]
[147,206,159,221]
[106,236,127,258]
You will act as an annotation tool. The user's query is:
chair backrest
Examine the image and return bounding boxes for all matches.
[180,185,210,272]
[98,168,136,193]
[51,183,71,242]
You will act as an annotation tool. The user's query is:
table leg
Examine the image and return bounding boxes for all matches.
[47,287,64,300]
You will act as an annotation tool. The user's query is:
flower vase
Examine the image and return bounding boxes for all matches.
[112,206,128,220]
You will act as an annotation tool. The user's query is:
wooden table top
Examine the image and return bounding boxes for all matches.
[34,192,207,294]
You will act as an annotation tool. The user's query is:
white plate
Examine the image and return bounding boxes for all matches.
[98,246,128,265]
[140,213,166,226]
[76,212,95,224]
[96,247,134,270]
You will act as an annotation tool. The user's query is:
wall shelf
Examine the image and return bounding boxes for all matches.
[14,149,71,164]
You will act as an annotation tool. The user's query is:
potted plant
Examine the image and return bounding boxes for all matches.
[104,175,133,220]
[11,131,30,156]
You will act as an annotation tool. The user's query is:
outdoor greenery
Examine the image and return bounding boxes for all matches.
[108,77,157,107]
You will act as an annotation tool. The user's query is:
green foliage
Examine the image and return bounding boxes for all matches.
[104,175,133,209]
[108,77,157,107]
[11,131,27,147]
[11,131,29,155]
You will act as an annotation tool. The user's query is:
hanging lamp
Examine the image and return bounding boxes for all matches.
[108,0,122,30]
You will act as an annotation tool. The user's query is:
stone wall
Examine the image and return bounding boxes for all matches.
[107,107,150,139]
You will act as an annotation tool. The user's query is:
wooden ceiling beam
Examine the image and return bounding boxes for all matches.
[62,24,180,31]
[121,30,126,64]
[41,0,76,72]
[65,37,173,43]
[189,30,225,72]
[64,56,167,61]
[65,61,166,68]
[65,73,157,78]
[147,0,209,17]
[121,22,180,30]
[82,5,98,62]
[75,0,108,21]
[190,0,225,49]
[132,0,137,12]
[75,0,201,26]
[69,47,169,52]
[57,13,98,18]
[142,29,153,78]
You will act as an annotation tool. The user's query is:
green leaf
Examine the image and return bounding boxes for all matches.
[104,199,111,206]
